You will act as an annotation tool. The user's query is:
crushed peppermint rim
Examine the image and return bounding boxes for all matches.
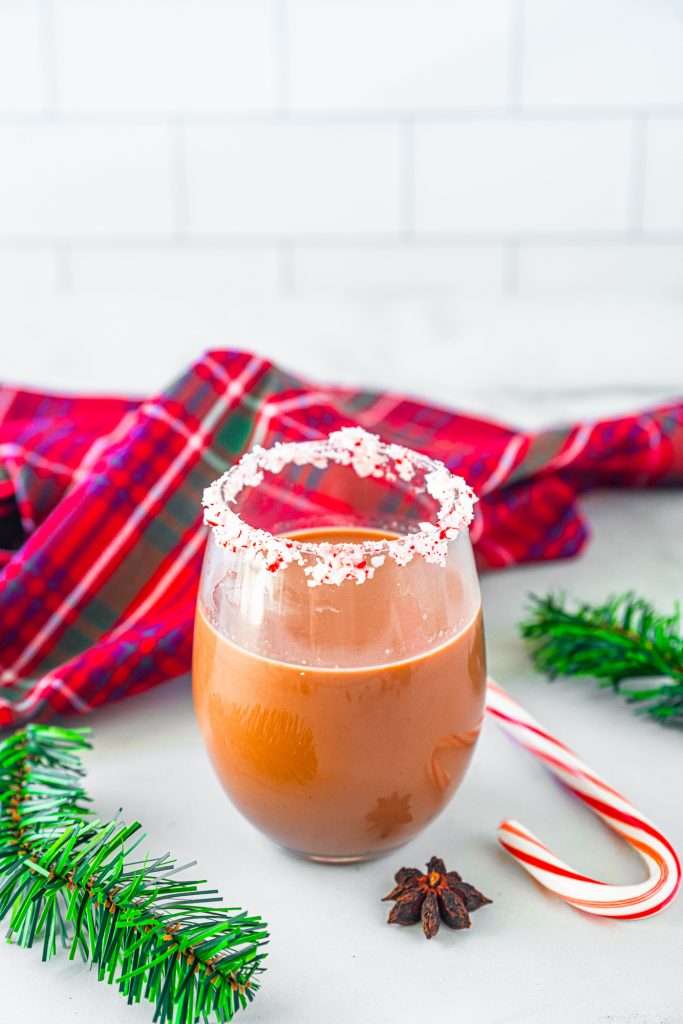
[202,426,477,587]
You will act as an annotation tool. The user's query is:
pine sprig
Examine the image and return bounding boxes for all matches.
[519,591,683,725]
[0,725,268,1023]
[518,589,683,724]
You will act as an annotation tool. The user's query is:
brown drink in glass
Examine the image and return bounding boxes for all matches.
[192,429,486,862]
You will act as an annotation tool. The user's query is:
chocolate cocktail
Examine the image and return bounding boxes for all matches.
[192,428,486,862]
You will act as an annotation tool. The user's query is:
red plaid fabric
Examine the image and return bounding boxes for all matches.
[0,350,681,727]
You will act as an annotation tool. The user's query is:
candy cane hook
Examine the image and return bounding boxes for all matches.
[486,678,681,919]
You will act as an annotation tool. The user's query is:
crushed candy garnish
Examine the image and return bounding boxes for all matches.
[202,427,477,586]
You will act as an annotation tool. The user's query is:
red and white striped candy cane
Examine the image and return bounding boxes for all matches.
[486,677,681,919]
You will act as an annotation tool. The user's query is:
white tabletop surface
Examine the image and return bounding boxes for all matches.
[1,296,682,1023]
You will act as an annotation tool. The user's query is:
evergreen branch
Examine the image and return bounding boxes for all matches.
[519,591,683,725]
[0,725,268,1023]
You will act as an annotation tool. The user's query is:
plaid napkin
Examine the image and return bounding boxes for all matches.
[0,350,681,727]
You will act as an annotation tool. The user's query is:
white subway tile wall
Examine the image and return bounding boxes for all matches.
[521,0,683,108]
[0,124,175,237]
[67,246,283,294]
[287,0,511,111]
[291,243,506,293]
[0,0,680,297]
[185,123,402,236]
[414,119,633,234]
[54,0,276,112]
[518,242,683,295]
[0,1,46,113]
[0,249,58,293]
[643,118,683,232]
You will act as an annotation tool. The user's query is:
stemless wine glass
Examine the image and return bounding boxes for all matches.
[192,428,486,863]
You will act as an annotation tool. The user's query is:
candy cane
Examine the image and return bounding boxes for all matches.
[486,678,681,919]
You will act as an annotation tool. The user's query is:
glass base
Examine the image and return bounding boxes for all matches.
[281,842,407,865]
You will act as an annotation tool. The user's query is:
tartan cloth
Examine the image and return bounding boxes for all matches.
[0,349,681,728]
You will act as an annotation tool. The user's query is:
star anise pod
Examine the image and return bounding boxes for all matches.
[383,856,491,939]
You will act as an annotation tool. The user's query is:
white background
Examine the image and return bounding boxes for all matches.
[0,0,682,301]
[1,2,683,1022]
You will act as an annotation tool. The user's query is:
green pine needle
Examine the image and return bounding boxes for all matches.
[519,591,683,725]
[0,725,268,1023]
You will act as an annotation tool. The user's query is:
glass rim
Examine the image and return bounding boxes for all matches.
[202,426,477,587]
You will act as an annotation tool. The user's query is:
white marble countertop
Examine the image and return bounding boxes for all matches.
[1,296,682,1023]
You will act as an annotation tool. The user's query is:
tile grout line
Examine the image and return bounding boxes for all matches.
[628,114,648,236]
[38,0,60,117]
[2,232,683,250]
[1,108,683,128]
[170,119,190,242]
[400,116,416,239]
[273,0,290,116]
[507,0,525,110]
